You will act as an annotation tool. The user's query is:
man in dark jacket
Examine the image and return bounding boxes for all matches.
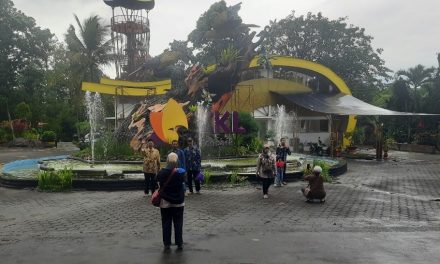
[184,137,202,194]
[276,137,291,185]
[156,153,186,251]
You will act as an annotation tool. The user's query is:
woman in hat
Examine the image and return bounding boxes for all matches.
[301,165,326,202]
[256,145,276,199]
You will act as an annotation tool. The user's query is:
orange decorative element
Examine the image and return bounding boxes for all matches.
[149,99,188,144]
[212,91,234,112]
[149,112,165,142]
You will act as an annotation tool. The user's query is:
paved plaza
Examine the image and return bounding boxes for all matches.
[1,148,440,263]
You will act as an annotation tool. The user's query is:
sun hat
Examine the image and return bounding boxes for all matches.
[313,166,322,173]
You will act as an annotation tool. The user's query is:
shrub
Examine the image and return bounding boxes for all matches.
[38,168,72,191]
[94,133,135,160]
[0,128,12,143]
[313,160,332,183]
[41,131,57,142]
[226,170,248,184]
[22,129,39,140]
[203,169,212,185]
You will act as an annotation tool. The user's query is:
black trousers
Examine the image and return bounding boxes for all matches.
[187,170,201,193]
[262,178,272,195]
[143,173,156,194]
[160,207,184,247]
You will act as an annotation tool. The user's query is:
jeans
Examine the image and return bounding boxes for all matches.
[187,170,201,193]
[262,178,272,195]
[160,207,184,247]
[143,173,156,194]
[275,167,284,186]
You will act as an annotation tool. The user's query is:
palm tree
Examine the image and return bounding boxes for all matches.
[396,64,435,112]
[397,64,434,90]
[65,14,113,82]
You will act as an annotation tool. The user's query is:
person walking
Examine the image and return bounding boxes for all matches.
[141,139,161,196]
[276,137,291,185]
[184,137,202,194]
[301,165,326,202]
[257,145,276,199]
[157,153,186,251]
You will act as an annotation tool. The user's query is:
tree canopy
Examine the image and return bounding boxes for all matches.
[262,11,390,102]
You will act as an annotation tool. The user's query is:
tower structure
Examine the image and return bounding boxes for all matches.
[104,0,155,79]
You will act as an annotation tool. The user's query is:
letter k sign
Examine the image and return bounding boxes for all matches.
[214,112,231,133]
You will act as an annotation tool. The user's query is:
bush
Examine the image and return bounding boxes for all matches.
[93,133,136,160]
[0,127,12,143]
[313,160,332,183]
[203,169,212,185]
[226,170,248,184]
[38,168,73,191]
[22,129,39,141]
[41,131,57,142]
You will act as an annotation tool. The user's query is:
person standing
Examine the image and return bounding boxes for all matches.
[169,140,186,170]
[141,139,161,196]
[257,145,276,199]
[276,137,291,185]
[157,153,186,251]
[169,140,187,194]
[184,137,202,194]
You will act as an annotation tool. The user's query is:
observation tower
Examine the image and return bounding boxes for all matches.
[104,0,155,79]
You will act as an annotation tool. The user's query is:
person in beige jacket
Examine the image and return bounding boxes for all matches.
[256,145,277,199]
[141,139,161,196]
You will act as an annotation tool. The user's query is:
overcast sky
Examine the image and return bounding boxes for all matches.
[13,0,440,77]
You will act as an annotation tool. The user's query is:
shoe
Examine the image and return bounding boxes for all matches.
[274,184,281,187]
[263,194,269,199]
[196,191,201,194]
[282,181,287,185]
[163,245,171,252]
[143,193,149,197]
[185,192,189,197]
[177,244,183,250]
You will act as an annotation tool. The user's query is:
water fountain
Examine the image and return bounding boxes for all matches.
[85,91,103,163]
[196,102,209,152]
[274,104,289,144]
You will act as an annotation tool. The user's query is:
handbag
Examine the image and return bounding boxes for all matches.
[195,172,204,182]
[276,160,285,168]
[151,168,176,207]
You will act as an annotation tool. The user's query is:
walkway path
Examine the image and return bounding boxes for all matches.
[1,150,440,263]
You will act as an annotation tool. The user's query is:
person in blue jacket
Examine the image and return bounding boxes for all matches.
[184,137,202,194]
[169,139,187,193]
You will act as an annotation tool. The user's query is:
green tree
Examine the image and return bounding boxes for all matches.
[14,102,32,120]
[65,14,113,83]
[396,64,435,111]
[0,0,54,120]
[188,1,258,65]
[262,12,390,102]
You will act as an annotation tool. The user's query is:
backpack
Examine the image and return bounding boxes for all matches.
[260,155,274,174]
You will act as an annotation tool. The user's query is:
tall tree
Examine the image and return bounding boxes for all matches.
[262,12,390,102]
[0,0,54,120]
[188,1,258,66]
[65,14,113,83]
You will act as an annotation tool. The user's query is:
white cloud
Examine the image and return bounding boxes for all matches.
[13,0,440,76]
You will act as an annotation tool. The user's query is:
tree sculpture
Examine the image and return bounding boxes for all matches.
[115,1,264,150]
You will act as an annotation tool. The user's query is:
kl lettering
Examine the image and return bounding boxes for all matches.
[214,111,246,134]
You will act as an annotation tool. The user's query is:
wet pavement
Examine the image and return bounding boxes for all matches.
[1,148,440,263]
